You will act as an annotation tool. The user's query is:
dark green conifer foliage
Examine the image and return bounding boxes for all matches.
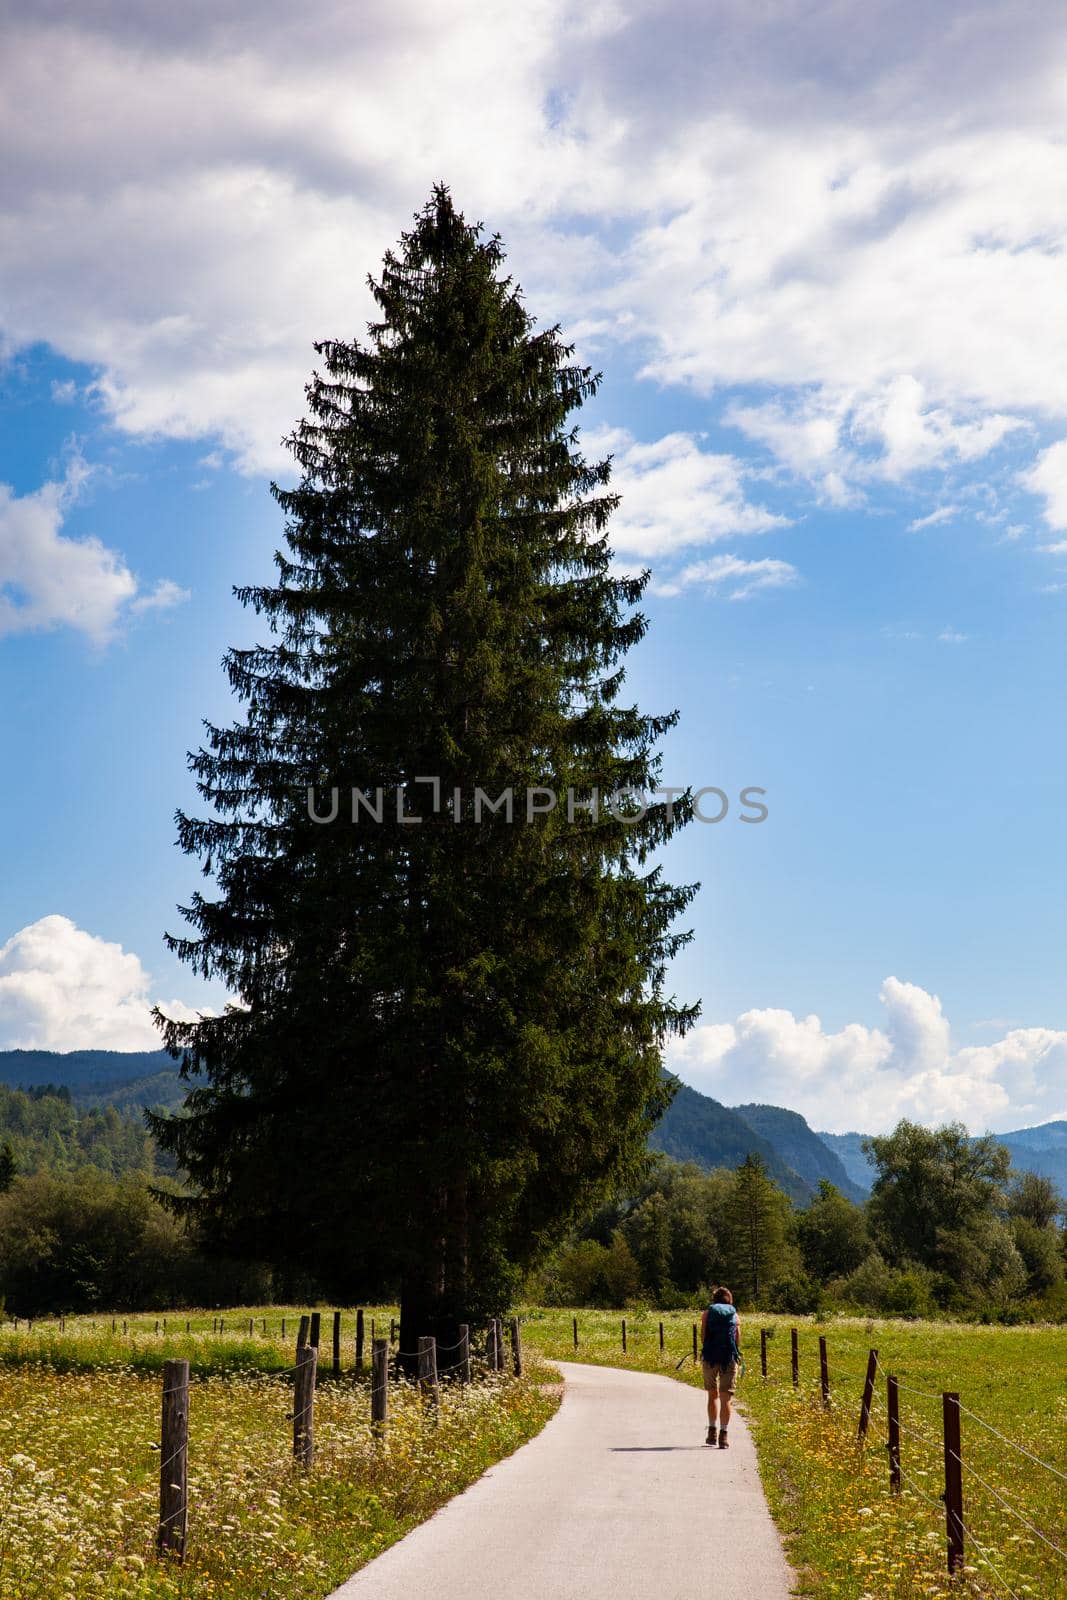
[149,187,698,1363]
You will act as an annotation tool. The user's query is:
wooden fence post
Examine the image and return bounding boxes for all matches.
[355,1308,365,1371]
[942,1392,964,1574]
[572,1316,578,1349]
[819,1335,830,1407]
[419,1336,440,1413]
[510,1317,523,1377]
[494,1318,506,1370]
[458,1323,472,1384]
[333,1311,342,1376]
[659,1321,664,1350]
[219,1318,225,1334]
[309,1312,321,1350]
[281,1317,286,1341]
[760,1328,768,1377]
[621,1318,627,1353]
[371,1338,388,1436]
[887,1374,901,1492]
[157,1359,189,1561]
[296,1314,310,1353]
[858,1349,878,1440]
[692,1323,698,1361]
[248,1318,253,1338]
[791,1327,799,1387]
[293,1346,317,1467]
[389,1318,396,1344]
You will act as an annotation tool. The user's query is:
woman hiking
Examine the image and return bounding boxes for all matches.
[701,1286,741,1448]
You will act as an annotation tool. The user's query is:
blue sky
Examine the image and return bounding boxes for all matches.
[1,0,1065,1133]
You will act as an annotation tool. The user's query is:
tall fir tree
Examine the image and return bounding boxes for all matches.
[150,187,698,1363]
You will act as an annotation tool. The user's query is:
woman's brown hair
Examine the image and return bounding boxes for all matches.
[712,1286,734,1304]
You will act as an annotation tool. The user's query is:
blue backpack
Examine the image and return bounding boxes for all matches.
[701,1302,740,1365]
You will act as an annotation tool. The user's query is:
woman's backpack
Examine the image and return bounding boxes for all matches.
[701,1302,740,1365]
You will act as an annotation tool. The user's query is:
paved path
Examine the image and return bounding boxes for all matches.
[329,1360,795,1599]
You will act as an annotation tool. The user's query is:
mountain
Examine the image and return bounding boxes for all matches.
[8,1049,1062,1208]
[652,1081,815,1204]
[998,1123,1067,1194]
[815,1131,877,1192]
[734,1104,869,1204]
[999,1120,1067,1150]
[0,1049,185,1112]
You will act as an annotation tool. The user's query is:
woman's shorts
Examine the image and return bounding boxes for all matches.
[702,1360,738,1395]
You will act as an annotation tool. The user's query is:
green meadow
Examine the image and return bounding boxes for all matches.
[521,1307,1067,1599]
[0,1309,557,1600]
[1,1306,1063,1599]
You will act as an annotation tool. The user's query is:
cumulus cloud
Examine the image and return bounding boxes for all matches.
[1019,439,1067,531]
[0,0,1064,510]
[590,427,788,559]
[0,457,186,641]
[0,915,203,1052]
[666,976,1067,1135]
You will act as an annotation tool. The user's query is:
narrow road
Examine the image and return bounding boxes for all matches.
[329,1360,795,1599]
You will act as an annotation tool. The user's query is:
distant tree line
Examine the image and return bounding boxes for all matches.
[0,1112,1063,1323]
[526,1121,1067,1323]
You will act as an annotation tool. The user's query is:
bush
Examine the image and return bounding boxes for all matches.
[763,1267,821,1315]
[0,1170,272,1316]
[832,1254,938,1318]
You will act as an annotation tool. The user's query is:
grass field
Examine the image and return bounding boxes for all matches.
[520,1307,1067,1600]
[0,1308,558,1599]
[2,1306,1063,1599]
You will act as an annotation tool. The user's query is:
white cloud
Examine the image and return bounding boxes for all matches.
[0,915,202,1052]
[589,427,788,559]
[1019,439,1067,531]
[0,0,1064,501]
[667,976,1067,1134]
[907,505,958,531]
[0,458,186,641]
[130,578,190,614]
[853,377,1026,482]
[937,629,968,643]
[724,398,858,506]
[651,553,799,599]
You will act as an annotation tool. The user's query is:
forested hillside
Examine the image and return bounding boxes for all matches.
[734,1103,868,1203]
[0,1049,184,1112]
[650,1081,813,1202]
[0,1084,175,1180]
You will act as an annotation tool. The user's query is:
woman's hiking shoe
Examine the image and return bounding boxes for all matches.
[718,1429,730,1449]
[705,1425,717,1446]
